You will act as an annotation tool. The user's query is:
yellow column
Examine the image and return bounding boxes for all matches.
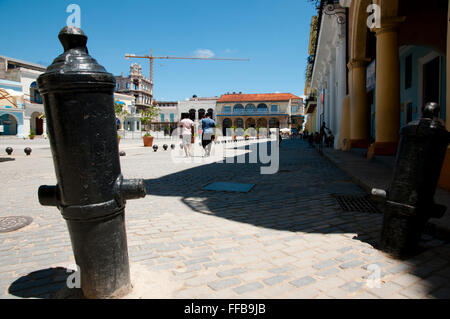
[368,18,404,158]
[338,95,351,150]
[348,59,370,149]
[438,7,450,190]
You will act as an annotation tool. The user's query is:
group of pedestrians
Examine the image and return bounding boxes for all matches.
[303,122,335,148]
[179,112,216,158]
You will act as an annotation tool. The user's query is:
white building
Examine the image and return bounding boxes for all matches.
[177,95,218,132]
[308,2,347,148]
[0,55,47,138]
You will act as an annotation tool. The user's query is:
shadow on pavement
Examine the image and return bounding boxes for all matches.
[8,267,82,299]
[0,157,15,163]
[143,138,450,298]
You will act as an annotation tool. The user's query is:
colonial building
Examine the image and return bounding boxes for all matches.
[177,95,218,137]
[0,55,47,138]
[178,95,218,121]
[115,63,153,112]
[304,0,449,189]
[115,93,141,133]
[153,101,178,132]
[215,93,303,135]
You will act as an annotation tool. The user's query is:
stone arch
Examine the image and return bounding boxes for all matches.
[234,118,244,128]
[350,0,373,63]
[257,103,268,112]
[189,109,196,121]
[269,118,280,128]
[245,118,256,129]
[257,118,267,128]
[234,104,244,112]
[222,118,232,136]
[245,104,256,112]
[30,111,44,135]
[198,108,206,120]
[0,113,18,135]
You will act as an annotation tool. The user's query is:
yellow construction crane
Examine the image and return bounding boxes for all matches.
[125,49,249,97]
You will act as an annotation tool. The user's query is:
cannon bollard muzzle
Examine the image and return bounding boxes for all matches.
[371,188,387,199]
[38,185,58,207]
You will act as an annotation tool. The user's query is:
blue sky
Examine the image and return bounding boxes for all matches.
[0,0,317,101]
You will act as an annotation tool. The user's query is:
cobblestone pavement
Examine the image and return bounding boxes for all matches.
[1,137,450,299]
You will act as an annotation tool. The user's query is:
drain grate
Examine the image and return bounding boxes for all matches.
[0,216,33,233]
[333,195,381,214]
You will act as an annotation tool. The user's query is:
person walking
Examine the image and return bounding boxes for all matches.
[179,113,194,157]
[201,113,216,157]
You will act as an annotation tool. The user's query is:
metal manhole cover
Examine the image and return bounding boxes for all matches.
[333,195,381,214]
[0,216,33,233]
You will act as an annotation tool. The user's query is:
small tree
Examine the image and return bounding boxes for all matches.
[115,102,130,131]
[140,104,161,134]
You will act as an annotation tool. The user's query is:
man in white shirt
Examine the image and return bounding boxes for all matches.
[179,113,194,157]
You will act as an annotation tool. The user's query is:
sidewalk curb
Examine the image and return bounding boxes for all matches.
[315,145,450,242]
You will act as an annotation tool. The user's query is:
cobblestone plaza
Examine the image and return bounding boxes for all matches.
[1,137,450,299]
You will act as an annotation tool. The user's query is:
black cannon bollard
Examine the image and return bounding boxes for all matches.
[170,144,175,150]
[5,147,13,155]
[153,144,158,152]
[24,147,32,156]
[163,144,168,151]
[373,103,450,257]
[36,26,146,299]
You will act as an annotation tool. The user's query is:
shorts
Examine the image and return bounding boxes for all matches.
[182,134,192,145]
[202,133,215,148]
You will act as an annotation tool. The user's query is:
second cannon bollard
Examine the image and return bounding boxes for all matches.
[37,26,146,298]
[373,102,450,257]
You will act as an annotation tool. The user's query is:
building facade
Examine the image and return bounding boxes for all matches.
[153,101,179,132]
[215,93,302,136]
[177,95,218,136]
[115,92,142,133]
[0,55,47,138]
[304,0,449,189]
[115,63,153,112]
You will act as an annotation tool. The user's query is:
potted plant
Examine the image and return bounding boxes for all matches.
[142,132,154,147]
[29,130,35,140]
[140,104,160,147]
[231,126,237,141]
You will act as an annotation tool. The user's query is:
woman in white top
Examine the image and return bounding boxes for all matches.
[179,113,194,157]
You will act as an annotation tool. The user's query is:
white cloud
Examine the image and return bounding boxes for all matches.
[194,49,215,58]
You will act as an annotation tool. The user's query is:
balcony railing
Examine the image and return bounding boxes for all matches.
[217,109,288,116]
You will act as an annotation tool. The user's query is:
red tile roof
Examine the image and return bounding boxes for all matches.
[217,93,301,103]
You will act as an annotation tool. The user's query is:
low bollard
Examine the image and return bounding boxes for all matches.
[5,147,13,155]
[37,26,146,298]
[373,102,450,257]
[24,147,32,156]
